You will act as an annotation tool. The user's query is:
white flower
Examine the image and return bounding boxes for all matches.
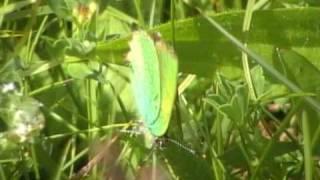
[13,123,31,142]
[2,83,16,93]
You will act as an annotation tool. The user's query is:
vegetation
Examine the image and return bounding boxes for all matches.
[1,0,320,179]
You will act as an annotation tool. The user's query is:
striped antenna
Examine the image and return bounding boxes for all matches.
[159,137,196,155]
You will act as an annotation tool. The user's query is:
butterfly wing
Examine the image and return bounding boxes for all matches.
[129,31,161,127]
[148,39,178,136]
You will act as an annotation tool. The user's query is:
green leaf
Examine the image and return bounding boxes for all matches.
[273,48,320,99]
[162,141,214,180]
[96,8,320,78]
[47,0,75,20]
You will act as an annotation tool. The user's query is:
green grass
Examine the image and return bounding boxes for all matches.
[1,0,320,179]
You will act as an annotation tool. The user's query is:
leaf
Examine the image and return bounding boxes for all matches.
[96,8,320,78]
[251,66,265,98]
[47,0,75,20]
[274,48,320,156]
[204,77,249,126]
[65,60,100,80]
[161,141,214,180]
[273,48,320,98]
[96,6,136,39]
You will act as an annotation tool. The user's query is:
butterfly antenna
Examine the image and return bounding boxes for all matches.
[165,137,196,155]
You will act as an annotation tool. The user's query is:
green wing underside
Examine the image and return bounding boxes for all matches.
[130,31,161,126]
[149,41,178,136]
[129,31,178,137]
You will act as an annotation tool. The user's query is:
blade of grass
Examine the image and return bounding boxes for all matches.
[45,123,127,140]
[211,144,226,179]
[53,139,72,180]
[171,0,176,47]
[63,147,89,171]
[178,74,196,95]
[46,109,86,139]
[302,109,313,180]
[134,0,145,28]
[3,5,52,21]
[0,164,6,180]
[0,0,36,16]
[31,145,40,180]
[27,15,48,64]
[68,138,76,177]
[149,0,156,27]
[11,0,39,60]
[311,121,320,150]
[28,79,73,96]
[253,0,269,10]
[241,0,257,100]
[0,0,9,26]
[57,66,85,117]
[86,79,99,140]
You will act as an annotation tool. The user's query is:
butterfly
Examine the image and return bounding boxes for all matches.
[128,31,178,147]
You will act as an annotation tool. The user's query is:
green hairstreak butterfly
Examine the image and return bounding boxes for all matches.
[128,31,178,145]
